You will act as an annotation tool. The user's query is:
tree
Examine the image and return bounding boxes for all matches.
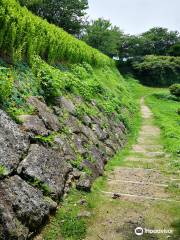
[133,55,180,87]
[118,34,149,59]
[83,18,123,57]
[19,0,88,35]
[141,27,180,55]
[118,27,180,60]
[168,43,180,56]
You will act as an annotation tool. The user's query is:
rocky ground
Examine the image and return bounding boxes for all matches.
[0,95,127,239]
[85,98,180,240]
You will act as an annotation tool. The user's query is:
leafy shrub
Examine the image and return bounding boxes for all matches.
[0,0,113,67]
[0,165,8,177]
[0,67,14,103]
[133,55,180,86]
[169,84,180,97]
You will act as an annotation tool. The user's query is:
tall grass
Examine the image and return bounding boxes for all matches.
[0,0,113,66]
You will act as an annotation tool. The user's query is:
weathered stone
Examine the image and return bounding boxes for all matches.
[72,169,82,179]
[88,146,105,176]
[53,135,75,158]
[81,125,99,145]
[17,144,72,200]
[0,109,29,174]
[64,115,82,134]
[76,174,92,192]
[82,115,92,127]
[70,134,88,155]
[55,96,76,115]
[52,106,62,116]
[104,138,119,152]
[92,124,109,141]
[82,160,101,178]
[0,175,57,239]
[28,96,60,131]
[18,115,50,136]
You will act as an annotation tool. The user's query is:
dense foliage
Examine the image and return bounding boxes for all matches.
[119,27,180,59]
[168,43,180,56]
[18,0,88,35]
[133,55,180,87]
[83,18,123,57]
[0,66,14,103]
[0,0,112,66]
[0,57,136,131]
[169,84,180,97]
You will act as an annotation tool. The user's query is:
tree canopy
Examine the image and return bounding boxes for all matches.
[118,27,180,59]
[83,18,123,57]
[19,0,88,35]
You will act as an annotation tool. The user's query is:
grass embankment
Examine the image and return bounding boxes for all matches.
[0,0,112,66]
[146,92,180,165]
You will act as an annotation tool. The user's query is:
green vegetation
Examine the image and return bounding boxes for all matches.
[31,178,52,196]
[38,77,142,240]
[0,0,112,66]
[18,0,88,35]
[35,133,56,145]
[0,0,179,239]
[0,66,14,103]
[0,56,136,132]
[169,83,180,97]
[0,165,8,177]
[42,189,90,240]
[83,18,122,56]
[146,91,180,160]
[133,55,180,86]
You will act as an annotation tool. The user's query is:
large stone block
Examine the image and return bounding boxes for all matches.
[17,144,72,200]
[0,110,29,175]
[0,175,57,240]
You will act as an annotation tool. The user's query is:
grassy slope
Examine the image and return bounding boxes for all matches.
[146,92,180,162]
[0,0,112,66]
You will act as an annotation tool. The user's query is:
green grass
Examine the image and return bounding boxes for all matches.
[146,91,180,163]
[42,189,90,240]
[0,0,113,66]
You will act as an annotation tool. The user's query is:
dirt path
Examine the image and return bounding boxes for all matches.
[85,98,180,240]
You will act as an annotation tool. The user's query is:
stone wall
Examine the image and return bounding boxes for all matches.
[0,95,127,239]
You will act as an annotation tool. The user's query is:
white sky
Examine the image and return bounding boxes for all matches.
[87,0,180,35]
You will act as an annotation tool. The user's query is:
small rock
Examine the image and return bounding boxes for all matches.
[76,174,92,192]
[72,169,82,179]
[82,115,92,126]
[112,193,121,199]
[18,114,50,136]
[55,96,76,115]
[28,96,60,131]
[78,199,88,206]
